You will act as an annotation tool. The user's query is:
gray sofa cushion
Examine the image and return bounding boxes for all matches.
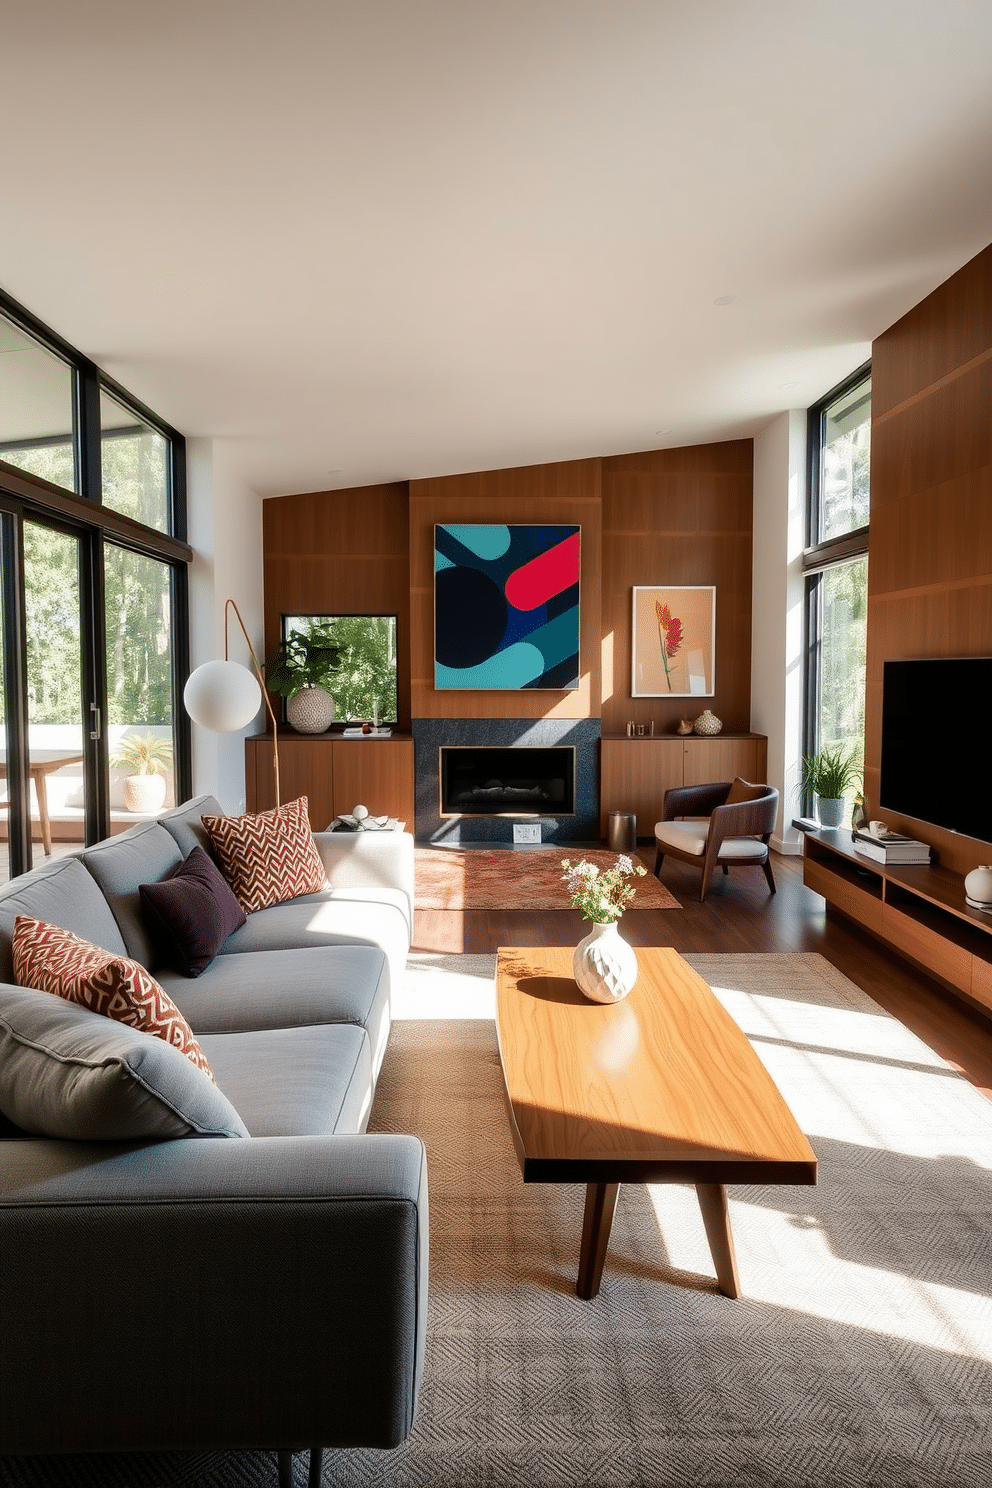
[0,856,128,983]
[220,888,410,998]
[201,1023,374,1136]
[156,944,391,1079]
[0,986,249,1141]
[81,821,183,967]
[157,792,224,858]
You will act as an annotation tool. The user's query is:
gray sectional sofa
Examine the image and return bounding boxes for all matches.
[0,794,427,1479]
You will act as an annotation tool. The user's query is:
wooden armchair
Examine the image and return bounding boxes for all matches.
[653,778,779,902]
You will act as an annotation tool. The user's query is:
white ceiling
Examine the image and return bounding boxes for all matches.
[2,1,991,499]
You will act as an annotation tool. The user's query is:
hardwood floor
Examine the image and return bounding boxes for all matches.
[413,851,992,1100]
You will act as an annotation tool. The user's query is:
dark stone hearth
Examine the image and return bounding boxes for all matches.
[413,718,600,844]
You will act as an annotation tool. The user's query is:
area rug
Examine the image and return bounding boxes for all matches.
[414,845,679,911]
[4,954,991,1488]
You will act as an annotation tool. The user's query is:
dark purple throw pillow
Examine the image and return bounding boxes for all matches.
[139,846,247,978]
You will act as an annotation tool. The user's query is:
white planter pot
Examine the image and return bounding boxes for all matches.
[286,686,335,734]
[815,794,845,829]
[572,920,639,1004]
[123,773,167,814]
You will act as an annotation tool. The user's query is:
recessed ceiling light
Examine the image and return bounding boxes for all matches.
[713,294,737,307]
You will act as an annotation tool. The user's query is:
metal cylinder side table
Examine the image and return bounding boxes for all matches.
[607,811,637,852]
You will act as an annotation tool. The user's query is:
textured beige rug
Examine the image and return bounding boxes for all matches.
[5,954,991,1488]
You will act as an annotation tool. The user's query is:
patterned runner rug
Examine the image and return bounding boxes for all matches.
[6,954,990,1487]
[414,845,679,911]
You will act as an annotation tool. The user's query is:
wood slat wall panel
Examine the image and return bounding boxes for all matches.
[871,243,992,419]
[409,460,602,720]
[867,242,992,877]
[261,483,412,728]
[601,442,754,738]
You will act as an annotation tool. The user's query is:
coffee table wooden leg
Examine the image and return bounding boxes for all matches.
[694,1182,741,1298]
[577,1181,620,1300]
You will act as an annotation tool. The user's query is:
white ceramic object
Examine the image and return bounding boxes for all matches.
[286,685,335,733]
[964,864,992,912]
[693,710,722,736]
[123,773,167,814]
[815,794,846,829]
[572,920,639,1004]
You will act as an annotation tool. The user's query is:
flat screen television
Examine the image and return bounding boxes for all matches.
[879,658,992,845]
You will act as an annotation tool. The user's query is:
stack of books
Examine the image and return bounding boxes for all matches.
[853,829,931,864]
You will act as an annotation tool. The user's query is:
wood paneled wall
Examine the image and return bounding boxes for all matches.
[408,460,602,719]
[867,243,992,875]
[261,483,412,726]
[600,442,754,737]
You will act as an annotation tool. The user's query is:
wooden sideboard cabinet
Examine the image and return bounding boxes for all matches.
[245,733,415,830]
[802,828,992,1017]
[600,733,768,840]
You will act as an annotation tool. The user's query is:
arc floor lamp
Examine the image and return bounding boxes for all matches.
[183,598,280,807]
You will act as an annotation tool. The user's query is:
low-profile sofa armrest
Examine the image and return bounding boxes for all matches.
[0,1132,428,1458]
[313,828,415,923]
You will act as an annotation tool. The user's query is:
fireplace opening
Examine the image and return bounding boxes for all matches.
[439,745,576,817]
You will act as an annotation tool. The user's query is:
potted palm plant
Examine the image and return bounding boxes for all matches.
[800,745,861,829]
[110,732,173,814]
[265,623,342,733]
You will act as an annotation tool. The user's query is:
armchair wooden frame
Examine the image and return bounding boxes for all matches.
[653,781,779,902]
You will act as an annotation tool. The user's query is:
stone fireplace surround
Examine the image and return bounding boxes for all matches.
[412,718,600,845]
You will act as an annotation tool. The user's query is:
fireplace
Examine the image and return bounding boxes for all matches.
[439,745,575,817]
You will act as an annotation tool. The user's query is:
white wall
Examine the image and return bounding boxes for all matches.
[751,410,806,855]
[186,438,265,813]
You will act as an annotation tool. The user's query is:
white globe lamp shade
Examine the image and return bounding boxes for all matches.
[184,659,262,733]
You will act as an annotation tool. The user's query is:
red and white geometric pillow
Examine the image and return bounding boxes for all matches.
[12,915,215,1081]
[201,795,327,915]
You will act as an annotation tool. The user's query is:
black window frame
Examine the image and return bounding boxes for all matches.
[0,288,192,874]
[801,361,871,818]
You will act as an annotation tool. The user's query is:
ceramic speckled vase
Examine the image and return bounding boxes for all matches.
[573,921,639,1003]
[286,685,335,733]
[815,795,846,829]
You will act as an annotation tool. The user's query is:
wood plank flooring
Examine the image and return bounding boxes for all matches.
[413,851,992,1100]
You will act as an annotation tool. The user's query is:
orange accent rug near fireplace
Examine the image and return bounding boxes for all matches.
[414,847,680,912]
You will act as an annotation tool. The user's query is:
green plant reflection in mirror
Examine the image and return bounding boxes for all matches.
[282,615,398,724]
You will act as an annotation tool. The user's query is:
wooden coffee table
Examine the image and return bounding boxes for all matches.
[495,945,817,1300]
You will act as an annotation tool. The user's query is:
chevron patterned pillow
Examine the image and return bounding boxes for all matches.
[12,915,215,1081]
[201,795,327,914]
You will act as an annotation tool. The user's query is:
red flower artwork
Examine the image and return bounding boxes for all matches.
[655,601,682,690]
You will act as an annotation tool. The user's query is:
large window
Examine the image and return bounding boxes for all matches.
[0,292,190,879]
[803,365,871,821]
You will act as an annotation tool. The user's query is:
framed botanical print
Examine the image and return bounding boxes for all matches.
[631,585,715,697]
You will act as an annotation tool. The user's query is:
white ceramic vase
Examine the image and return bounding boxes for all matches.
[964,864,992,911]
[286,685,335,734]
[572,920,639,1004]
[123,773,167,814]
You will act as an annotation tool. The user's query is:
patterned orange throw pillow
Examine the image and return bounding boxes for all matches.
[200,795,327,915]
[12,916,215,1081]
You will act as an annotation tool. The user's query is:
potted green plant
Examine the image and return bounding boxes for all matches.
[110,732,173,814]
[800,745,861,829]
[265,623,342,733]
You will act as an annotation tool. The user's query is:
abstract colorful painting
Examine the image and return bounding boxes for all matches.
[631,585,715,696]
[434,524,580,690]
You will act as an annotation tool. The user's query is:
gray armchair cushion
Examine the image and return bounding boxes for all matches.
[81,820,183,967]
[0,856,128,983]
[0,986,249,1141]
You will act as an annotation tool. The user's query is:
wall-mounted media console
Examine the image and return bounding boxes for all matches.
[803,828,992,1017]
